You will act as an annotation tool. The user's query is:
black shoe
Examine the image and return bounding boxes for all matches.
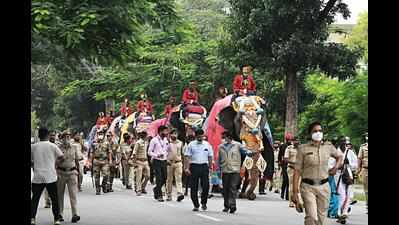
[58,215,64,222]
[259,192,266,195]
[201,205,207,211]
[71,215,80,223]
[177,195,184,202]
[142,190,147,194]
[350,200,357,205]
[348,207,352,213]
[127,185,132,190]
[193,207,199,212]
[222,208,229,212]
[229,207,237,214]
[158,198,164,202]
[96,191,101,195]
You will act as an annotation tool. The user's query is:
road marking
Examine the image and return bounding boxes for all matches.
[195,213,222,222]
[165,203,178,208]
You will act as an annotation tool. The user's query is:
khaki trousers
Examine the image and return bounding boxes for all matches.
[288,167,302,205]
[122,159,132,186]
[135,161,150,192]
[166,162,183,197]
[362,169,368,207]
[300,182,330,225]
[57,170,78,216]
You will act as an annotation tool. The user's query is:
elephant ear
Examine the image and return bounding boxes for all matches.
[217,106,241,141]
[169,111,181,129]
[169,110,186,142]
[217,106,236,131]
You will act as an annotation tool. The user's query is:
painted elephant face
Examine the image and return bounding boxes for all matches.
[217,105,275,176]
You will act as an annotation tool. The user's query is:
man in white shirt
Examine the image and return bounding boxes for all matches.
[336,138,358,223]
[31,127,65,225]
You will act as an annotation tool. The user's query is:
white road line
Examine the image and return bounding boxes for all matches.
[165,203,178,208]
[195,213,223,222]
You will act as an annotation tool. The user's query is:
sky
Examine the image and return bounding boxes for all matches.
[334,0,368,24]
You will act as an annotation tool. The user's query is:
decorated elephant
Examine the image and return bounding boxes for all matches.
[169,103,207,143]
[216,94,275,200]
[119,111,155,142]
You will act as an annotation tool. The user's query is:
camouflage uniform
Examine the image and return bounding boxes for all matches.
[93,140,111,194]
[108,140,121,192]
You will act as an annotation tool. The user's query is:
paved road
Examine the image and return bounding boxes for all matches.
[35,174,368,225]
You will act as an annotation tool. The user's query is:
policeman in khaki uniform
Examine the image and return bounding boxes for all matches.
[166,129,184,202]
[357,132,368,213]
[132,131,150,196]
[120,133,134,189]
[293,122,343,225]
[284,137,302,208]
[56,130,81,223]
[90,130,112,195]
[107,133,121,192]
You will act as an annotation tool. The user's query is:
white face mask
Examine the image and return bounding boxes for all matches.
[311,132,323,142]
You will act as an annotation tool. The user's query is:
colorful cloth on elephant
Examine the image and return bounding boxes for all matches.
[206,95,233,167]
[147,118,168,138]
[206,95,232,186]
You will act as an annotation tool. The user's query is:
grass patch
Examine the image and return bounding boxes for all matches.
[354,193,366,202]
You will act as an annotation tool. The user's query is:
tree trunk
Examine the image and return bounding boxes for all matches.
[284,70,298,136]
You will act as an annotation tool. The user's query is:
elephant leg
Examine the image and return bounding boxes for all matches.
[246,167,259,200]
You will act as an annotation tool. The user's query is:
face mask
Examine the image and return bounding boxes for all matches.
[311,132,323,142]
[98,135,104,140]
[63,139,70,144]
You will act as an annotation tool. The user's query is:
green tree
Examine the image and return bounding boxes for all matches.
[225,0,360,135]
[31,111,40,132]
[345,11,368,63]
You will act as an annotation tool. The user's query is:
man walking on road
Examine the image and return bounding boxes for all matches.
[56,130,81,223]
[133,131,150,196]
[31,127,65,225]
[184,128,213,211]
[166,129,184,202]
[218,131,253,213]
[148,125,169,202]
[293,122,343,225]
[357,132,368,214]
